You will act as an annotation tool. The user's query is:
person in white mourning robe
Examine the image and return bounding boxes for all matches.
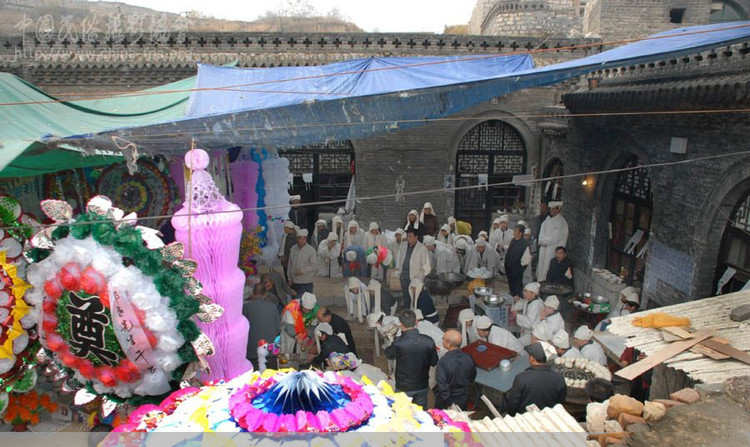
[454,238,480,276]
[437,224,455,247]
[415,309,446,358]
[344,277,370,323]
[574,326,607,365]
[552,329,580,359]
[388,228,406,269]
[475,315,523,354]
[312,219,329,248]
[364,222,386,250]
[331,215,346,256]
[474,238,501,278]
[343,220,366,251]
[489,214,514,253]
[457,309,480,347]
[540,295,564,336]
[537,201,569,282]
[514,282,544,346]
[423,236,460,275]
[317,232,342,278]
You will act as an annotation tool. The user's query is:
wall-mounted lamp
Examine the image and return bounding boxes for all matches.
[581,176,595,189]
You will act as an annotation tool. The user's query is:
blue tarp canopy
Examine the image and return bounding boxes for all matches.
[51,22,750,155]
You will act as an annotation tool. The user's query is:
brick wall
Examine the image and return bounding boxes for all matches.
[352,88,557,232]
[586,0,712,41]
[469,0,583,37]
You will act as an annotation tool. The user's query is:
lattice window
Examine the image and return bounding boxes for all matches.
[289,140,354,151]
[319,153,352,174]
[458,154,490,174]
[615,158,652,201]
[731,193,750,232]
[457,120,526,153]
[455,120,528,232]
[494,155,525,174]
[286,153,314,174]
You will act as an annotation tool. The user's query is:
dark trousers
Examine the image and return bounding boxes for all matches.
[403,388,429,408]
[399,276,411,309]
[507,266,526,297]
[292,283,313,296]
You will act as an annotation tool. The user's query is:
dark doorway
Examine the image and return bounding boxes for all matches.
[455,120,527,236]
[714,190,750,294]
[607,156,653,286]
[279,141,354,233]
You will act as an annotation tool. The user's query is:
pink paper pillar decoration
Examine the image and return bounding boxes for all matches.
[171,149,251,380]
[168,157,186,200]
[229,159,260,231]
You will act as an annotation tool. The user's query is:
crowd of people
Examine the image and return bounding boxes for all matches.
[240,196,641,415]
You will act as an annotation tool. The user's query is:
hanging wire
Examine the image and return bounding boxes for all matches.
[4,148,750,233]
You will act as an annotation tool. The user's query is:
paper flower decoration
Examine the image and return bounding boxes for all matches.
[229,370,373,432]
[3,390,57,427]
[109,369,466,436]
[24,196,218,402]
[0,195,41,394]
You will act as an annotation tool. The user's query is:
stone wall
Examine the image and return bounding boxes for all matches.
[584,0,711,41]
[470,0,583,37]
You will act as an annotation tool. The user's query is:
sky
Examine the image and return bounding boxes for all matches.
[104,0,476,33]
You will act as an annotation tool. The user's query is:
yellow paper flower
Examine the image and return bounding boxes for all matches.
[0,250,31,360]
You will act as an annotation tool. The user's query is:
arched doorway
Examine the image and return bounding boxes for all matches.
[543,158,564,203]
[714,190,750,294]
[607,156,653,285]
[280,140,355,232]
[455,120,527,234]
[710,0,748,22]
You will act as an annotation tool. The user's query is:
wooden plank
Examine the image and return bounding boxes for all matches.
[662,326,693,340]
[616,330,715,381]
[701,338,750,366]
[690,345,730,360]
[662,328,731,360]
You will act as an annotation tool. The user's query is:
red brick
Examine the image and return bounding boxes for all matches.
[653,399,686,408]
[670,388,701,404]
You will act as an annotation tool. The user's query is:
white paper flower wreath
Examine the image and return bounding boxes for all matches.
[26,236,185,398]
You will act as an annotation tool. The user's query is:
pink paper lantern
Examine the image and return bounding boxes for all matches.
[172,149,252,380]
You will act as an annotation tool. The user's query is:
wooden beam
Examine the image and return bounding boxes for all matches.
[701,338,750,366]
[616,330,715,381]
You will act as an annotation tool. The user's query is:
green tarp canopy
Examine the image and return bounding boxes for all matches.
[0,71,201,178]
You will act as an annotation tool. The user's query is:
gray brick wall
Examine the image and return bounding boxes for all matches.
[586,0,711,41]
[352,88,556,232]
[547,108,750,307]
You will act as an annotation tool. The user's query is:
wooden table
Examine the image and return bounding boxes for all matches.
[475,356,531,393]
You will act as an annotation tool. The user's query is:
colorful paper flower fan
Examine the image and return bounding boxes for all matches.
[24,196,220,403]
[95,158,177,229]
[106,368,470,436]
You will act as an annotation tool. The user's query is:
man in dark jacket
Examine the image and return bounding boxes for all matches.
[243,283,281,367]
[310,323,352,369]
[288,195,308,232]
[384,309,438,408]
[504,225,531,298]
[317,306,356,355]
[435,329,476,410]
[500,342,566,416]
[545,246,574,287]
